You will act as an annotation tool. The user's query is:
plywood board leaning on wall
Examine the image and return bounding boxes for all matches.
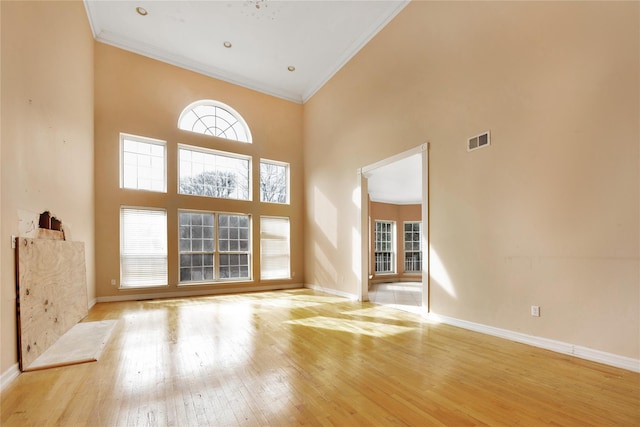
[15,238,88,371]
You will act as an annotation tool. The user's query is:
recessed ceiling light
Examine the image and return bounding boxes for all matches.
[287,66,296,72]
[223,41,232,48]
[136,7,148,16]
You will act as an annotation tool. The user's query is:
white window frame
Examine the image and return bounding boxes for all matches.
[120,207,168,288]
[178,210,216,284]
[259,159,290,204]
[374,220,396,274]
[178,210,252,284]
[120,133,167,192]
[178,144,252,201]
[403,221,422,273]
[217,213,252,281]
[260,216,291,280]
[177,99,252,143]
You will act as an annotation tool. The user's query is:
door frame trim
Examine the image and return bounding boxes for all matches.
[356,143,429,311]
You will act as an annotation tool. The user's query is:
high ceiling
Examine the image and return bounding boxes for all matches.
[84,0,409,104]
[84,0,418,204]
[367,154,422,205]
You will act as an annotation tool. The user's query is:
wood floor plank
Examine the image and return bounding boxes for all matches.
[1,289,638,426]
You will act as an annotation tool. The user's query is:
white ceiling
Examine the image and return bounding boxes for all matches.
[367,154,422,205]
[84,0,409,104]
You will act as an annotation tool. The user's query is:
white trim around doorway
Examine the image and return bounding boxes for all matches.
[356,144,429,308]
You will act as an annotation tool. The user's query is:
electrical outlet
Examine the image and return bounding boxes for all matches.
[531,305,540,317]
[111,279,117,286]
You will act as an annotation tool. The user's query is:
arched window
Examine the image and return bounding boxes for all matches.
[178,100,252,143]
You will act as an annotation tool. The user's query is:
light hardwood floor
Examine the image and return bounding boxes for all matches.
[1,289,638,426]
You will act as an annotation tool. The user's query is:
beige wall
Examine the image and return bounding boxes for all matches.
[304,1,639,358]
[370,201,421,282]
[1,0,95,374]
[94,43,304,299]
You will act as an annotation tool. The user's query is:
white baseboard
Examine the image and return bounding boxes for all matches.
[95,283,303,303]
[304,283,358,300]
[1,363,20,392]
[428,313,640,373]
[370,277,422,285]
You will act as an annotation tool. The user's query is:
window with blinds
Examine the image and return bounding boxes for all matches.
[115,100,296,289]
[260,216,290,280]
[120,207,167,288]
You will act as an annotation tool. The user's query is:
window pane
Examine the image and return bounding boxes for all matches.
[178,100,252,143]
[178,211,215,284]
[218,214,250,280]
[121,135,166,192]
[404,252,422,272]
[180,254,191,267]
[404,222,422,272]
[374,220,395,273]
[179,147,250,200]
[120,208,167,287]
[260,161,289,204]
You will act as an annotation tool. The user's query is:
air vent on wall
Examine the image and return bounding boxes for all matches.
[468,131,491,152]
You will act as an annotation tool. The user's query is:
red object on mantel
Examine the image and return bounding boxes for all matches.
[50,217,62,231]
[39,211,63,231]
[38,211,51,229]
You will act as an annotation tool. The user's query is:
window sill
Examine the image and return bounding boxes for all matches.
[119,284,169,290]
[178,279,254,286]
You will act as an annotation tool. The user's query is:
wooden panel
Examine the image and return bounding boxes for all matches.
[16,238,88,371]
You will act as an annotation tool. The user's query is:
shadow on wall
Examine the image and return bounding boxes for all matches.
[313,242,339,286]
[313,186,338,248]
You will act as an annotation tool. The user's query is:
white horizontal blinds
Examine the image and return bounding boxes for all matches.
[260,217,290,280]
[120,208,167,288]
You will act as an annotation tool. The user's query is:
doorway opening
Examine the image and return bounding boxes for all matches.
[357,144,429,314]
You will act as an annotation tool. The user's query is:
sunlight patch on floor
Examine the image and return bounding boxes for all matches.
[343,306,422,322]
[286,316,415,337]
